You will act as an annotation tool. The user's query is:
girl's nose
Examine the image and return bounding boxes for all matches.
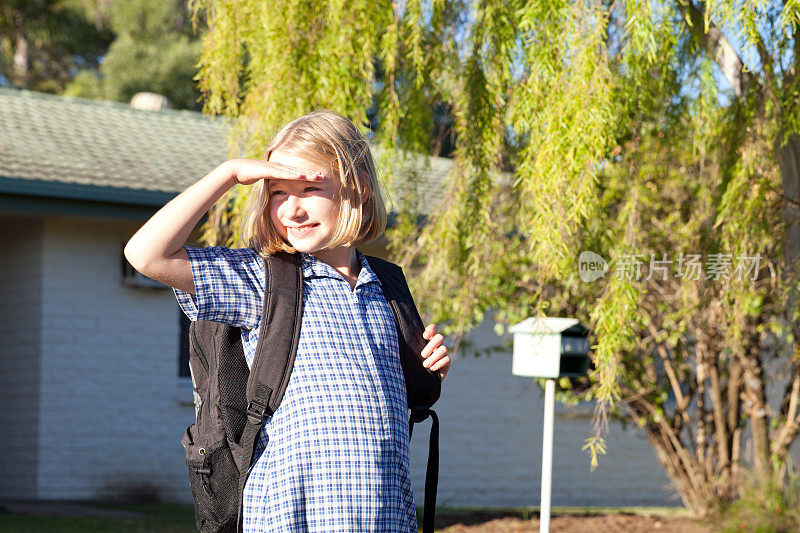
[283,194,306,219]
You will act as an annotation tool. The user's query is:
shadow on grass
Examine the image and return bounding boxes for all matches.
[0,502,197,533]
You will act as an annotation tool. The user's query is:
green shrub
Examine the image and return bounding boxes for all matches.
[716,469,800,533]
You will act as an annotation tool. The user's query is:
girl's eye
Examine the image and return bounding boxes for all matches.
[270,186,318,196]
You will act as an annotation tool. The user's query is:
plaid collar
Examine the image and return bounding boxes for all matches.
[300,249,381,289]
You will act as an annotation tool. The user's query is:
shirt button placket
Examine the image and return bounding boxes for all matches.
[352,286,391,433]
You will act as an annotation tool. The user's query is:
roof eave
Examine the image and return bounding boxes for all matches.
[0,176,178,207]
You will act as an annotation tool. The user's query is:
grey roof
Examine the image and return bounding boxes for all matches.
[0,87,229,201]
[0,87,453,213]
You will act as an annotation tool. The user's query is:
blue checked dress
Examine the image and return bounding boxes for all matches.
[173,246,418,532]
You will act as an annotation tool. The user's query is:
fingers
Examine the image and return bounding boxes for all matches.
[420,323,450,380]
[267,161,325,181]
[423,323,437,340]
[423,345,449,370]
[421,333,444,358]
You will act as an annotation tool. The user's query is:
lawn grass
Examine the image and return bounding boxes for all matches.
[0,503,196,533]
[0,502,692,532]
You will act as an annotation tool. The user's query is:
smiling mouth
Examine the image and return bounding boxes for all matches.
[288,223,319,234]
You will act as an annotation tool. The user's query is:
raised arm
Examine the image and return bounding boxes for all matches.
[123,159,324,294]
[124,161,237,295]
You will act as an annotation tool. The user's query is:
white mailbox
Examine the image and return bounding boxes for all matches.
[509,317,590,379]
[510,316,591,533]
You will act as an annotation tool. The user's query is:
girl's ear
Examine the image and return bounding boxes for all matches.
[359,173,372,206]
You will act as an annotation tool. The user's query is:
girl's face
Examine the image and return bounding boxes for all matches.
[267,149,341,254]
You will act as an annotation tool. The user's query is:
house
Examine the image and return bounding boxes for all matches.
[0,87,678,507]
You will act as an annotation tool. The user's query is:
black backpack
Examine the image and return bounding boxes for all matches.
[180,250,442,532]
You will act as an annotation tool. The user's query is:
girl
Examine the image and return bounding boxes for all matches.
[124,109,451,532]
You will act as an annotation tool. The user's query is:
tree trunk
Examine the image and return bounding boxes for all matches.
[774,130,800,480]
[777,132,800,326]
[741,347,771,484]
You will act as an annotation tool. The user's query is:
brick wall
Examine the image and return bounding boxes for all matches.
[35,216,195,502]
[0,216,43,499]
[4,214,680,506]
[408,310,679,508]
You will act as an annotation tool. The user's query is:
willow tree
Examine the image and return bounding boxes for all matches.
[189,0,800,515]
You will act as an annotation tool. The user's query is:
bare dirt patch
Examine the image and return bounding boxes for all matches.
[433,510,711,532]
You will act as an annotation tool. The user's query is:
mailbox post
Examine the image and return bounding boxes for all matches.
[509,317,590,533]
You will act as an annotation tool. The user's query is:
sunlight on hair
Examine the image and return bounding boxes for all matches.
[241,110,387,257]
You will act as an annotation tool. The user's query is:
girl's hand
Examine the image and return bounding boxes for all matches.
[225,158,325,186]
[421,324,451,382]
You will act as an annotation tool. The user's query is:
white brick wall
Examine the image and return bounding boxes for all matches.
[0,216,43,499]
[35,216,195,502]
[408,310,679,508]
[0,214,680,507]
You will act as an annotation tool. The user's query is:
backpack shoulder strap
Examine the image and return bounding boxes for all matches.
[235,250,303,531]
[363,252,441,533]
[364,253,442,408]
[244,250,303,421]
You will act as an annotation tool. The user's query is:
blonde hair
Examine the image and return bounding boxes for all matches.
[241,110,387,257]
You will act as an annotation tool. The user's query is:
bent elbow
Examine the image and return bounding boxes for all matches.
[123,241,151,274]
